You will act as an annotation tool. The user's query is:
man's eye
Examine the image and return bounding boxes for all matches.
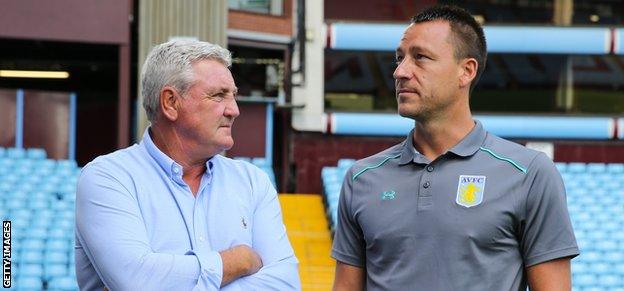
[210,95,225,102]
[395,56,403,64]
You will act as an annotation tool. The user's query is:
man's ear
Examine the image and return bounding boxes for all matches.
[458,58,478,89]
[160,86,180,121]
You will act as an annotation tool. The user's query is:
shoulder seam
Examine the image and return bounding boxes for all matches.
[352,153,401,181]
[479,146,528,174]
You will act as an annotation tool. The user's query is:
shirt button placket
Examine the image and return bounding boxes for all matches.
[418,164,434,210]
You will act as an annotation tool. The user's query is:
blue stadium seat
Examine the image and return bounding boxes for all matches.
[19,264,43,277]
[46,238,72,252]
[19,250,43,265]
[45,251,69,265]
[27,199,49,210]
[15,275,43,291]
[26,148,47,160]
[251,157,269,167]
[7,147,26,159]
[598,274,621,288]
[6,199,26,210]
[22,239,45,251]
[554,162,567,172]
[607,163,624,173]
[9,209,32,221]
[47,275,79,291]
[44,263,68,280]
[26,228,48,240]
[337,159,355,169]
[575,273,598,286]
[0,147,5,157]
[567,162,587,173]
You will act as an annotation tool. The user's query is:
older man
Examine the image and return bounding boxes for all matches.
[75,40,300,290]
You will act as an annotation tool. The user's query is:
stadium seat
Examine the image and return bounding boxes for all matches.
[15,276,43,291]
[47,275,79,291]
[26,228,48,240]
[252,157,269,167]
[606,163,624,173]
[7,147,26,159]
[337,159,355,169]
[44,263,68,280]
[45,250,69,265]
[567,162,587,173]
[22,239,45,251]
[26,148,47,159]
[19,264,44,277]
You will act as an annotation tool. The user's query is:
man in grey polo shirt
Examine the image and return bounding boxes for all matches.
[332,5,578,291]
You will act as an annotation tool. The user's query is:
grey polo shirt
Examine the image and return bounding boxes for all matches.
[331,121,579,291]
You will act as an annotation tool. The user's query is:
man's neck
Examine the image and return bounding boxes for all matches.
[412,111,475,161]
[149,124,209,193]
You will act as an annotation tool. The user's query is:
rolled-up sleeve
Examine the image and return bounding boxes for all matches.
[75,163,223,291]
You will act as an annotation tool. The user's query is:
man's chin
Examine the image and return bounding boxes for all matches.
[398,108,419,120]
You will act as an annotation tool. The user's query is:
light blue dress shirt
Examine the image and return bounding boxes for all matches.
[75,128,300,290]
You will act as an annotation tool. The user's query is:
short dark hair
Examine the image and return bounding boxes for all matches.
[411,5,487,92]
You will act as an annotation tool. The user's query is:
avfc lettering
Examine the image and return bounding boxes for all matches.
[456,175,486,208]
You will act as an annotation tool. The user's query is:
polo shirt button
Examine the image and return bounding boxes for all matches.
[426,165,434,172]
[173,167,180,174]
[423,181,430,188]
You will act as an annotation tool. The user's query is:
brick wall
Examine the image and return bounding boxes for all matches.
[228,0,293,36]
[293,133,403,193]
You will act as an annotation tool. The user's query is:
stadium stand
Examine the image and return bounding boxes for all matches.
[280,194,335,290]
[0,147,80,290]
[233,157,277,188]
[322,159,624,290]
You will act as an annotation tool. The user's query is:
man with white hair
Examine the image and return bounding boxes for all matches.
[75,40,300,290]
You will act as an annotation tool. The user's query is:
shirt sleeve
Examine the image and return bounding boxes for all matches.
[331,168,365,267]
[520,153,579,267]
[233,170,301,290]
[75,162,223,291]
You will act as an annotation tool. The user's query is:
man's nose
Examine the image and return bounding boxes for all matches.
[393,60,410,80]
[225,98,240,119]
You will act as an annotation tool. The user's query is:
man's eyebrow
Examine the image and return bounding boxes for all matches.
[409,45,434,56]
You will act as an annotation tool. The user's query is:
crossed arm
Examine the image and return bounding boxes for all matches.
[76,164,299,290]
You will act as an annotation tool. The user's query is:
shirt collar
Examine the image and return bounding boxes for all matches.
[448,120,486,157]
[398,120,486,165]
[141,127,214,181]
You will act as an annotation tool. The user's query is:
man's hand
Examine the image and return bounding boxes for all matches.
[220,245,263,287]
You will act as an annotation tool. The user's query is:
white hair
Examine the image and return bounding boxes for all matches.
[141,39,232,121]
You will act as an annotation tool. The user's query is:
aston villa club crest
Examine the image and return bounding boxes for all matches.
[456,175,486,208]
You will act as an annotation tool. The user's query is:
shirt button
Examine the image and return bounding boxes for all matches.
[173,167,179,174]
[199,236,204,242]
[426,165,434,172]
[423,181,430,188]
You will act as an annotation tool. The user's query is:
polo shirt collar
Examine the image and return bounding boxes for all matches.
[141,127,214,181]
[398,120,486,165]
[399,129,417,165]
[448,120,486,157]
